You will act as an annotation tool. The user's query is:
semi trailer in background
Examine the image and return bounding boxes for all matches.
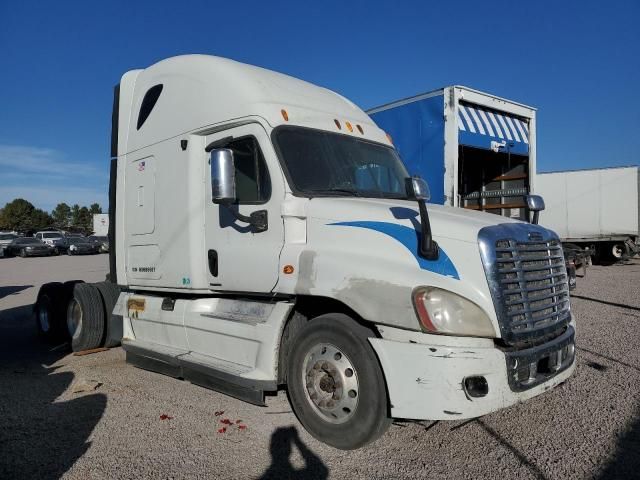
[368,86,536,222]
[537,166,640,261]
[34,56,575,450]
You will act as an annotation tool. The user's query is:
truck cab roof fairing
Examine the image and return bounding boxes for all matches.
[119,55,387,154]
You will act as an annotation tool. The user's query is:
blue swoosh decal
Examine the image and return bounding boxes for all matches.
[330,221,460,280]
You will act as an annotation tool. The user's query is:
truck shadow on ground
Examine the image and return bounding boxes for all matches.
[570,294,640,312]
[597,408,640,478]
[257,426,328,480]
[0,285,33,300]
[0,304,106,480]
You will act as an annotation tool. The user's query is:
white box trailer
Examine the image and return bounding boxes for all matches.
[537,166,640,260]
[33,55,576,450]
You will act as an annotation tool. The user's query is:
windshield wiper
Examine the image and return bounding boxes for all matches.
[307,188,361,197]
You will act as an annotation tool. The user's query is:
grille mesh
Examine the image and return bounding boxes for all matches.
[495,239,570,336]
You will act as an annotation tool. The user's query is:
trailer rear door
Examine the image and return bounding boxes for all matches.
[457,102,531,220]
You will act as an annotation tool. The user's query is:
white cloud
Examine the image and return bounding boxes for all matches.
[0,145,108,211]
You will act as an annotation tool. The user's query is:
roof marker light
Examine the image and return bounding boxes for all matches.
[345,121,353,132]
[281,109,289,121]
[386,132,393,144]
[334,119,341,130]
[356,124,364,134]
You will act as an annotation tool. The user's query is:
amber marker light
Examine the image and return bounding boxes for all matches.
[356,124,364,134]
[334,119,341,130]
[281,109,289,121]
[386,132,393,144]
[283,265,295,274]
[345,121,353,132]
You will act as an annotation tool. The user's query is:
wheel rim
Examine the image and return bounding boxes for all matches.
[66,298,83,339]
[301,342,359,424]
[38,303,50,333]
[612,244,624,259]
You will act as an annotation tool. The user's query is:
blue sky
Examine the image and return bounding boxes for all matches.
[0,0,638,212]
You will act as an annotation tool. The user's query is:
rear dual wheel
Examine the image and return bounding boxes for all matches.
[286,313,391,450]
[66,283,105,351]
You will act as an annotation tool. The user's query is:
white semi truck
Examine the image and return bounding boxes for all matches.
[35,55,575,449]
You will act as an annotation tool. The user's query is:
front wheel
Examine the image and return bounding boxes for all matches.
[286,313,391,450]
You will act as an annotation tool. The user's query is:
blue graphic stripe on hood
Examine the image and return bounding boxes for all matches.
[330,221,460,280]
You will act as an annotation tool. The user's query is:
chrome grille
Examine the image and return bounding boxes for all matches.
[479,224,571,346]
[496,239,569,334]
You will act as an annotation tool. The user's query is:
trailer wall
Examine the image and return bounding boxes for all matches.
[537,166,639,241]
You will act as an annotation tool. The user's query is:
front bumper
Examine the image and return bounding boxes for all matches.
[369,326,575,421]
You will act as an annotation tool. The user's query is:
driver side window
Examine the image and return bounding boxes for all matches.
[227,137,271,204]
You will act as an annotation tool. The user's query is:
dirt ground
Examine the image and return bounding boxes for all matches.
[0,254,638,479]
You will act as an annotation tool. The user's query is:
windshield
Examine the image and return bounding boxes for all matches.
[68,238,89,244]
[43,233,61,239]
[0,234,16,240]
[274,127,409,199]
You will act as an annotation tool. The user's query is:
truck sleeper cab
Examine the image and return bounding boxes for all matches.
[108,55,575,450]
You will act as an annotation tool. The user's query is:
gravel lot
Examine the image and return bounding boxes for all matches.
[0,254,638,479]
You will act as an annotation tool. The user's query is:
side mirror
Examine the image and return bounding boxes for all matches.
[405,176,431,201]
[210,149,236,204]
[526,195,545,224]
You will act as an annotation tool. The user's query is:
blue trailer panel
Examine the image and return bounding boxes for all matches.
[368,86,537,221]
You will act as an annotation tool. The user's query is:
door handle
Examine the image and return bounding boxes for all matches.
[208,249,218,277]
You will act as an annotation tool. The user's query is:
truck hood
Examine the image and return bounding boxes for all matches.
[306,197,520,244]
[277,197,518,334]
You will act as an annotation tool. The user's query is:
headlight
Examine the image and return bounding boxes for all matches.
[26,246,34,250]
[70,245,77,250]
[412,287,496,337]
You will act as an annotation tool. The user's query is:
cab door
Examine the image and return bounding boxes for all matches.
[203,123,285,293]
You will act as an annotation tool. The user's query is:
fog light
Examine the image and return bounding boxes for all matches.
[464,376,489,398]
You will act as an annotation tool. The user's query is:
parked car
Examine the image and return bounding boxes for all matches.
[0,233,18,257]
[66,237,100,255]
[88,235,109,253]
[34,231,67,251]
[5,238,57,257]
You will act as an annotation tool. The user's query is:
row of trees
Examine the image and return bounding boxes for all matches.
[0,198,102,233]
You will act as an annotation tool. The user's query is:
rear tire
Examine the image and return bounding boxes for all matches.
[34,282,65,343]
[611,242,625,260]
[95,281,122,348]
[286,313,391,450]
[67,283,105,352]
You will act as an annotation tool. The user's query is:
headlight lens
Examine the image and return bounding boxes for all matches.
[412,287,496,337]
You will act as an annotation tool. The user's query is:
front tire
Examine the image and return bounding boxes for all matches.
[286,313,391,450]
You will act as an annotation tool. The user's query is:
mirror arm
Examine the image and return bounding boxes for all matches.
[418,199,439,260]
[531,211,540,225]
[222,205,268,232]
